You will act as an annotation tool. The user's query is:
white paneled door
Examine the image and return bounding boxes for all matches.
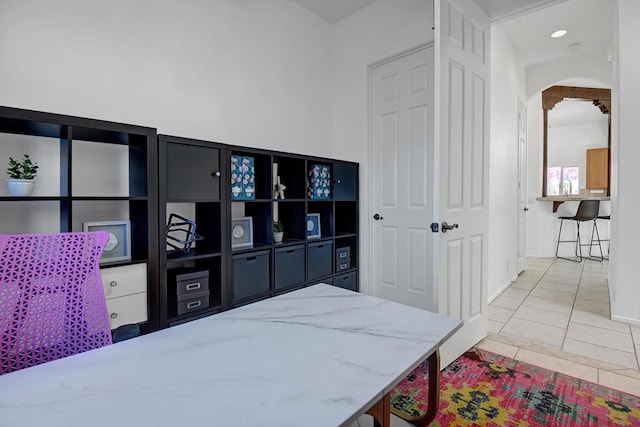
[370,1,489,368]
[370,45,436,311]
[435,0,490,367]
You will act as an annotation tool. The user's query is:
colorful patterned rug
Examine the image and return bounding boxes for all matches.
[390,348,640,426]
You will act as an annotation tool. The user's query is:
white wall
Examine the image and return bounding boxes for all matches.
[487,25,526,300]
[331,0,433,294]
[0,0,333,156]
[526,48,613,99]
[525,55,613,257]
[610,0,640,325]
[1,0,435,298]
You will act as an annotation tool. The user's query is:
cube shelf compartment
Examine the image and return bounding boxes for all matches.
[0,106,159,331]
[1,107,359,332]
[159,134,359,323]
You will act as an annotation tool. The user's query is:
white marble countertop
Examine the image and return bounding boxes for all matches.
[0,284,461,427]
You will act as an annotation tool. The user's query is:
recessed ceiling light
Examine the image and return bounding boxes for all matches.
[551,29,568,39]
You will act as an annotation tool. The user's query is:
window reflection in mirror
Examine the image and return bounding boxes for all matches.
[542,86,611,197]
[547,166,581,196]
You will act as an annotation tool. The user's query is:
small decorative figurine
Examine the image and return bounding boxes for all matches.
[274,176,287,199]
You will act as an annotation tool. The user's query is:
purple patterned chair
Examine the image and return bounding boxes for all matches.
[0,232,112,374]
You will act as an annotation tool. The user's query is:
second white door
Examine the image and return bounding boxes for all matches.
[370,45,436,311]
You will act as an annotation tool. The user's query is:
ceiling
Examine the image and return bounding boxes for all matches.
[548,100,609,127]
[292,0,378,24]
[474,0,567,22]
[292,0,567,25]
[292,0,615,69]
[499,0,615,66]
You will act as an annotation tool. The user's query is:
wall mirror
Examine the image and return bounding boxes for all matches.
[542,85,611,197]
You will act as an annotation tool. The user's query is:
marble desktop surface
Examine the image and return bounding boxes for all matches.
[0,284,461,427]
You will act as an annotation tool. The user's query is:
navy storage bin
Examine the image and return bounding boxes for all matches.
[334,272,357,292]
[307,240,333,280]
[232,250,270,300]
[275,245,305,289]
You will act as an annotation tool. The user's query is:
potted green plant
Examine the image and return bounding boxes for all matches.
[6,154,38,196]
[273,219,284,244]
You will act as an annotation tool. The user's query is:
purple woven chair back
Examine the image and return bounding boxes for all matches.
[0,232,112,374]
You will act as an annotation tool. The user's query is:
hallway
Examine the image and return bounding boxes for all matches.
[478,257,640,396]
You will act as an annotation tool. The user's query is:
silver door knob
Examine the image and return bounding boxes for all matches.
[373,213,384,221]
[441,221,459,233]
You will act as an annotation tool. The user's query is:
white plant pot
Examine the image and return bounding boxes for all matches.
[6,179,35,196]
[273,231,284,244]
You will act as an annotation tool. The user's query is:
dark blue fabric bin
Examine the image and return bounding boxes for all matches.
[307,240,333,280]
[232,250,270,300]
[275,245,305,289]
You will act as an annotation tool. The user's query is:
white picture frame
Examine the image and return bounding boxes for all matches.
[83,220,131,265]
[231,216,254,249]
[306,213,321,239]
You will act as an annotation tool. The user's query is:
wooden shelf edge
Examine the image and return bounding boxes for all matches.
[166,250,222,264]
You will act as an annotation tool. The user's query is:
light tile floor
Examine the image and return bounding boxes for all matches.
[479,257,640,397]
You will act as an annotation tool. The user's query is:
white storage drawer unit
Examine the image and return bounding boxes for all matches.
[100,263,148,330]
[105,293,148,330]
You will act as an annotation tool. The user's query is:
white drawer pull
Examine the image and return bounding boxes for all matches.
[185,282,201,291]
[110,281,118,287]
[110,313,118,319]
[186,301,202,310]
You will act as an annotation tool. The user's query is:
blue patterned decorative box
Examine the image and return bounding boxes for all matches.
[242,156,255,200]
[230,155,244,200]
[308,164,331,199]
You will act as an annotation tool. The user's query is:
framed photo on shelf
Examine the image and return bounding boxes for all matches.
[231,217,254,249]
[83,220,131,265]
[306,213,321,239]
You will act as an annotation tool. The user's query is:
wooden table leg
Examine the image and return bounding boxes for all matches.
[366,392,390,427]
[368,350,441,427]
[420,350,441,426]
[390,350,441,426]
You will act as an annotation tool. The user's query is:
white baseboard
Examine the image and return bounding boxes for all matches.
[488,276,517,304]
[611,314,640,326]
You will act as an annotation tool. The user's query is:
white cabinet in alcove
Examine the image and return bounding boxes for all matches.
[101,263,148,330]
